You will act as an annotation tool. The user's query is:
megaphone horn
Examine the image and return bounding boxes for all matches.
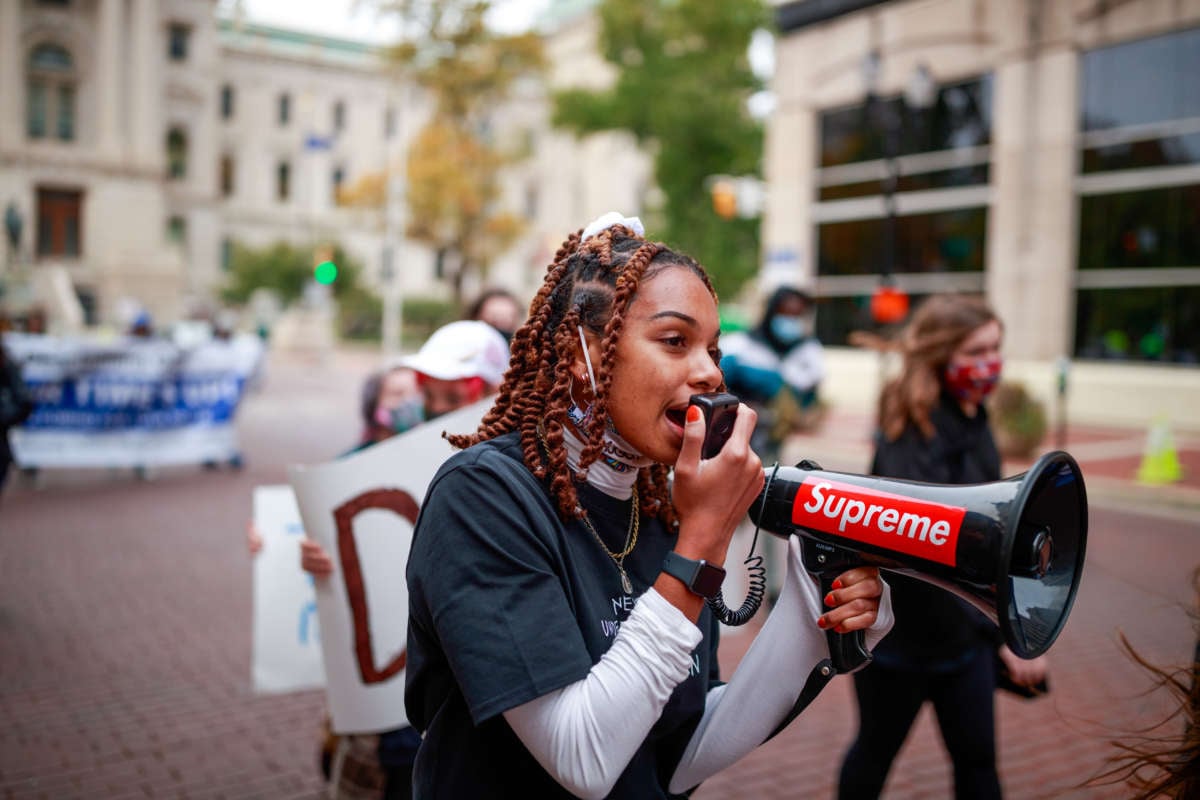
[749,451,1088,674]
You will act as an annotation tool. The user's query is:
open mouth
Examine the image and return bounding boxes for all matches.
[665,408,688,428]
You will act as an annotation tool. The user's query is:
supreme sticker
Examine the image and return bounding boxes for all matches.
[792,478,966,567]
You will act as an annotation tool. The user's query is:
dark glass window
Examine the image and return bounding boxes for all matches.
[220,155,234,197]
[220,85,234,120]
[820,75,994,167]
[819,164,990,201]
[27,44,75,142]
[813,293,934,346]
[36,188,82,257]
[278,93,291,126]
[166,128,188,179]
[1081,27,1200,133]
[167,215,186,243]
[277,161,291,202]
[818,208,987,276]
[168,24,189,61]
[1075,286,1200,364]
[1078,185,1200,270]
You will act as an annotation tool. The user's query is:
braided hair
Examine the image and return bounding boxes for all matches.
[448,224,719,527]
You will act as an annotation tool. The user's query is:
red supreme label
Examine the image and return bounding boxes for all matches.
[791,478,966,567]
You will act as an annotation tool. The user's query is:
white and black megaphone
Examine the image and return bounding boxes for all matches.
[749,451,1088,675]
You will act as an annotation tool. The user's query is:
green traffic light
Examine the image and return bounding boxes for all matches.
[314,260,338,284]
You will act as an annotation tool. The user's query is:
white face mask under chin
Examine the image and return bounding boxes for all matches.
[566,324,652,499]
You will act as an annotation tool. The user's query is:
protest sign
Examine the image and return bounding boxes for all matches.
[288,399,489,734]
[251,485,326,694]
[5,332,262,468]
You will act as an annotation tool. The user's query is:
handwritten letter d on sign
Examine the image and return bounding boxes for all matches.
[335,488,420,684]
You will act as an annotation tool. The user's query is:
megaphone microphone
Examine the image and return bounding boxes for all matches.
[750,451,1088,675]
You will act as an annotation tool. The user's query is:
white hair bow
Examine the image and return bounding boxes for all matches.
[581,211,645,242]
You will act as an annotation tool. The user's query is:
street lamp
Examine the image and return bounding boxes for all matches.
[861,52,936,325]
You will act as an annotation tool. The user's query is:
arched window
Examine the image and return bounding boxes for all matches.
[27,43,76,141]
[166,128,188,179]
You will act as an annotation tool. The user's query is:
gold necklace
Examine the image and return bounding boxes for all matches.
[538,423,640,594]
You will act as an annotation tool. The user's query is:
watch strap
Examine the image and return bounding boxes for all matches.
[662,551,727,598]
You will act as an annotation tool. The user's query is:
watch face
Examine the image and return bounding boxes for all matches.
[693,562,726,598]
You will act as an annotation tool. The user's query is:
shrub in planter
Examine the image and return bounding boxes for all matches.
[989,381,1047,460]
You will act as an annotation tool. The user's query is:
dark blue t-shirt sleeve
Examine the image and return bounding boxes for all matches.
[408,451,595,725]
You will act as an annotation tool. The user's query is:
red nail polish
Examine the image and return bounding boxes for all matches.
[831,579,843,590]
[816,617,828,629]
[686,405,701,423]
[824,593,835,606]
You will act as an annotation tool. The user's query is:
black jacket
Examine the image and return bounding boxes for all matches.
[869,390,1002,672]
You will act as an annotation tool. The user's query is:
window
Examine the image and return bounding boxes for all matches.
[168,24,190,61]
[36,188,82,258]
[277,161,291,202]
[814,74,994,343]
[1075,27,1200,364]
[333,100,345,134]
[278,93,291,126]
[167,215,187,244]
[26,43,76,141]
[220,238,233,272]
[219,154,235,197]
[220,85,234,120]
[166,128,188,179]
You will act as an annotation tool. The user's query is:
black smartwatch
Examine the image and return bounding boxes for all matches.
[662,551,726,598]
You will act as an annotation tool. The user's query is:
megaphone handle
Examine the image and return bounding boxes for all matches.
[804,539,874,674]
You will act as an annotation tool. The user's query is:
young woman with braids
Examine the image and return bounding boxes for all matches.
[404,213,893,798]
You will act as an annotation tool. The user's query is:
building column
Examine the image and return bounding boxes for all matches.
[129,0,161,171]
[96,0,122,159]
[0,1,21,149]
[986,46,1079,362]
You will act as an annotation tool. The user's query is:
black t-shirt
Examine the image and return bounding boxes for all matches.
[405,432,721,799]
[869,392,1002,672]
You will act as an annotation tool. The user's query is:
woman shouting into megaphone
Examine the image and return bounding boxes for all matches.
[404,214,894,799]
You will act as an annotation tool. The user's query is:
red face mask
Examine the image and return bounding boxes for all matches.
[943,357,1002,400]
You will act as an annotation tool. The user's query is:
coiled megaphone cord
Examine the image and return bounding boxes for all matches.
[707,463,779,627]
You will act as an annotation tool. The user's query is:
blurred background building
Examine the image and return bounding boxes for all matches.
[763,0,1200,428]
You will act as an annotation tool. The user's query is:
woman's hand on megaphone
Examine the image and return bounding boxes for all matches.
[672,403,764,563]
[817,566,893,652]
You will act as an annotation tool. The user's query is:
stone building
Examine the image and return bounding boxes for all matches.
[0,0,647,334]
[763,0,1200,428]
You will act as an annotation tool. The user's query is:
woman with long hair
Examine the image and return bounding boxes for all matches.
[838,294,1046,800]
[404,214,893,798]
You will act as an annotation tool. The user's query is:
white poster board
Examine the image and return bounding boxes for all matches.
[288,399,489,734]
[251,485,326,694]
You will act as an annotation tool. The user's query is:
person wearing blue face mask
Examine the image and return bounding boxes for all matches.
[719,285,825,466]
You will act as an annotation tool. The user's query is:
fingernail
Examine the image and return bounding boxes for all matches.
[686,406,702,424]
[831,579,843,590]
[824,593,835,606]
[816,616,828,629]
[835,624,847,634]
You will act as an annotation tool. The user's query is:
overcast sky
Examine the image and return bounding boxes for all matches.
[218,0,553,41]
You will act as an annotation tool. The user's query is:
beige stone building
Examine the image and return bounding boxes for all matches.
[764,0,1200,429]
[0,0,646,335]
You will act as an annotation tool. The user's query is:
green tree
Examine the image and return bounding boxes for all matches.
[371,0,544,302]
[553,0,769,298]
[220,241,365,305]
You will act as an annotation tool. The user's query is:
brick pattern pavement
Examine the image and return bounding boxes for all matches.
[1,349,1197,799]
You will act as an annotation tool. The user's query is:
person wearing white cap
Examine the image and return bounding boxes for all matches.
[401,320,509,420]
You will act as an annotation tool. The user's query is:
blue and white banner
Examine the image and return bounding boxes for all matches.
[4,332,263,468]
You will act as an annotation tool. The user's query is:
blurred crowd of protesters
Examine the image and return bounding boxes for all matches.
[0,336,35,496]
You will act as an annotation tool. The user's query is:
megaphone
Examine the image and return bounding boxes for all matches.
[750,451,1088,674]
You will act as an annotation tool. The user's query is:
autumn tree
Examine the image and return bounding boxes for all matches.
[553,0,769,298]
[371,0,544,301]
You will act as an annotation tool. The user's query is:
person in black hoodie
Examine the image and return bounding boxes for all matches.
[838,294,1047,800]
